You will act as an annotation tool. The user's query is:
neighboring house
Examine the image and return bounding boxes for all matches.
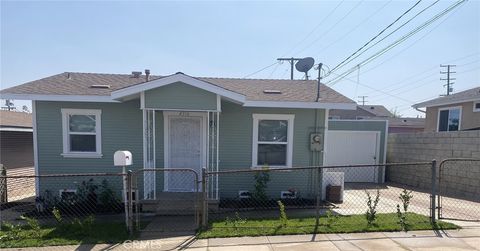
[0,71,387,201]
[413,86,480,132]
[330,105,425,133]
[0,110,34,170]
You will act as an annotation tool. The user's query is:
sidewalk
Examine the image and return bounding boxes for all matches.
[3,220,479,250]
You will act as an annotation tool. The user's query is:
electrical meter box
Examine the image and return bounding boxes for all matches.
[310,133,323,151]
[114,150,132,166]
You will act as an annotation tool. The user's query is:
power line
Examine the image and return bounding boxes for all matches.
[242,62,279,78]
[329,0,424,74]
[440,64,456,95]
[314,0,392,54]
[358,95,368,105]
[295,0,364,55]
[281,0,345,57]
[331,0,440,74]
[325,0,467,86]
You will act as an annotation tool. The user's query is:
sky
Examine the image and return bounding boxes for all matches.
[1,0,479,117]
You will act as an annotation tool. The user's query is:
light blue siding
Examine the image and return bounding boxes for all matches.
[144,82,217,110]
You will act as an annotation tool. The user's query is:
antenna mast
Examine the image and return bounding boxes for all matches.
[277,57,303,80]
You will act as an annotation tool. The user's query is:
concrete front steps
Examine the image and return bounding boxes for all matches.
[140,192,201,215]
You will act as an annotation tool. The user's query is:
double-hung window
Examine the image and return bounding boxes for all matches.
[252,114,294,168]
[473,101,480,112]
[437,107,461,132]
[61,109,102,158]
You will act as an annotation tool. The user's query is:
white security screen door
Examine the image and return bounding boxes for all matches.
[324,131,380,182]
[165,112,205,191]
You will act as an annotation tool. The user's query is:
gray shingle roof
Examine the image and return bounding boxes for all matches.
[358,105,393,117]
[0,72,354,104]
[413,86,480,108]
[0,110,32,128]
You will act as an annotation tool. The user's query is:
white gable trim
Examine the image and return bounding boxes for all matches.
[111,73,246,103]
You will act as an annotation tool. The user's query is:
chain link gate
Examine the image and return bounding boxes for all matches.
[437,158,480,221]
[130,168,201,236]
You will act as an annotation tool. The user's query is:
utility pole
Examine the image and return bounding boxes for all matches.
[277,57,303,80]
[1,99,15,111]
[358,96,368,106]
[440,64,456,96]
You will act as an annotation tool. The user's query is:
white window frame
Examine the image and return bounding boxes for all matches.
[61,109,102,158]
[329,115,341,120]
[473,101,480,112]
[252,114,294,169]
[437,106,462,132]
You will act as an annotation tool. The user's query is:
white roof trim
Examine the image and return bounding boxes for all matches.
[0,127,33,132]
[413,97,480,108]
[243,101,356,110]
[0,93,118,103]
[111,73,247,103]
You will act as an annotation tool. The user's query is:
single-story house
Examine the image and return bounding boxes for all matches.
[413,86,480,132]
[0,71,387,201]
[0,110,34,170]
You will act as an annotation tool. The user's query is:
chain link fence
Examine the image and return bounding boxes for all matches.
[201,162,437,236]
[438,158,480,221]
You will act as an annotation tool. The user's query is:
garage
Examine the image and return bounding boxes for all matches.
[325,120,387,183]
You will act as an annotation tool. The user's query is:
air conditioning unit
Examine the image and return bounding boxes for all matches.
[238,190,251,199]
[280,190,297,199]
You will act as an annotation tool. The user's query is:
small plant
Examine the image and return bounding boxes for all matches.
[19,216,41,236]
[71,215,96,232]
[52,207,63,224]
[397,189,414,232]
[0,222,22,241]
[365,190,380,226]
[225,212,247,229]
[98,179,121,211]
[252,167,270,203]
[277,200,288,227]
[399,189,413,212]
[325,209,338,228]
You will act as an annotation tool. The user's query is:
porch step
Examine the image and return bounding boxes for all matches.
[140,192,201,215]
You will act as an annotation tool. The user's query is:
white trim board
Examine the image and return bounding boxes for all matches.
[0,93,118,103]
[413,98,480,109]
[244,101,356,110]
[32,101,39,197]
[0,127,33,132]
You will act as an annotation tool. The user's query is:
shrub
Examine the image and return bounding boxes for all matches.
[325,209,338,228]
[397,189,413,231]
[252,167,270,203]
[52,207,63,224]
[19,216,40,236]
[277,200,288,227]
[365,190,380,226]
[0,222,22,241]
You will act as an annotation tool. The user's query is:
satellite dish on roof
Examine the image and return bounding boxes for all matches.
[295,57,315,80]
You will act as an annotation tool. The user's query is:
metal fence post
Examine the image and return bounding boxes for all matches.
[430,159,437,223]
[127,170,134,234]
[315,166,321,223]
[0,164,7,204]
[201,167,208,229]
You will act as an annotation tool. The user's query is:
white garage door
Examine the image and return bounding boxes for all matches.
[324,130,380,182]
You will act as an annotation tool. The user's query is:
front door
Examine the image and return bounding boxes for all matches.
[164,112,205,191]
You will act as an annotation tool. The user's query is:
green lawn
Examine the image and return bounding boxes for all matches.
[0,221,130,248]
[198,213,459,238]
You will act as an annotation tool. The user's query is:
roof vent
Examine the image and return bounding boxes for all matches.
[370,106,375,109]
[263,90,282,94]
[90,84,111,89]
[131,71,142,78]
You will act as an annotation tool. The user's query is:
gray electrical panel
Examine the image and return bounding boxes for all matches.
[310,133,323,151]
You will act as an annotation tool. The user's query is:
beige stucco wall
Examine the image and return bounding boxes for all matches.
[424,101,480,132]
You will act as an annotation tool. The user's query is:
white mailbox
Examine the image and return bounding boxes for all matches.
[114,150,132,166]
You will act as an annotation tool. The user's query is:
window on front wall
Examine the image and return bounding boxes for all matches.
[252,114,294,168]
[61,109,102,158]
[438,107,461,132]
[474,101,480,112]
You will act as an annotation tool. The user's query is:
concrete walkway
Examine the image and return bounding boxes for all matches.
[3,220,479,250]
